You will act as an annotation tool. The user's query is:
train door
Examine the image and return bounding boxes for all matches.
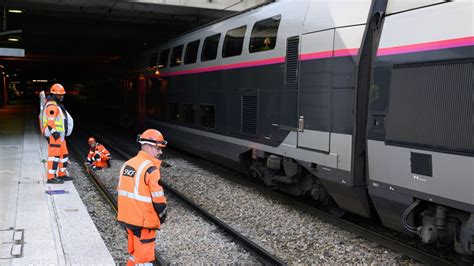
[296,30,334,152]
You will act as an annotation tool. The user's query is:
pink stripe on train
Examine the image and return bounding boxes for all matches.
[377,36,474,56]
[151,36,473,78]
[159,56,285,77]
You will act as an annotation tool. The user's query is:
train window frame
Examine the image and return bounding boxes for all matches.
[249,15,281,53]
[222,25,247,58]
[181,103,196,124]
[170,45,184,67]
[199,104,216,128]
[184,39,200,65]
[201,33,221,62]
[158,49,170,69]
[148,52,158,68]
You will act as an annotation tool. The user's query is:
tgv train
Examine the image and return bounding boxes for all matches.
[123,0,473,257]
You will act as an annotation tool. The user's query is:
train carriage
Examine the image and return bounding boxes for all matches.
[126,0,473,258]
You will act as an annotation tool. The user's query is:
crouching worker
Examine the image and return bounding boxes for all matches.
[117,129,168,266]
[86,137,111,170]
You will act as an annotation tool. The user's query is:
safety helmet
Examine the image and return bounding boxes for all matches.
[137,129,167,147]
[88,137,96,145]
[50,83,66,95]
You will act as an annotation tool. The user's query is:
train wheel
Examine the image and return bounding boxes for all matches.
[327,197,346,217]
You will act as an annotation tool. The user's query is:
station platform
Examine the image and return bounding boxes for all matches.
[0,105,114,265]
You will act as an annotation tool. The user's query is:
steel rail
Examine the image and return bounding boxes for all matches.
[68,138,169,266]
[95,133,286,266]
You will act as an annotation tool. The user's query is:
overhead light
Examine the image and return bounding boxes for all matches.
[8,9,23,14]
[8,37,19,42]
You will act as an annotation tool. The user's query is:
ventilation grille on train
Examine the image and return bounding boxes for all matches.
[241,95,257,135]
[285,36,299,84]
[385,59,474,154]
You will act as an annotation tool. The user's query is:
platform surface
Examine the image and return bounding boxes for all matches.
[0,105,114,265]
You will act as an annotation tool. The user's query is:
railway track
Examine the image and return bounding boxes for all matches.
[84,131,286,265]
[86,126,457,265]
[68,137,169,266]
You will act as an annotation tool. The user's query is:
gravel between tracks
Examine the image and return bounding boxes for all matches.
[93,159,260,265]
[156,150,417,265]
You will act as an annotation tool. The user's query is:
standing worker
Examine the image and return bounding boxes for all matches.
[41,83,74,184]
[117,129,168,265]
[86,137,111,170]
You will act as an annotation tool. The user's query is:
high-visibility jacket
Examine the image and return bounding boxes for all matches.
[117,151,167,229]
[87,143,111,168]
[42,100,66,138]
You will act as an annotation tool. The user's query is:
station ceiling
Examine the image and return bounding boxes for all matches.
[0,0,268,81]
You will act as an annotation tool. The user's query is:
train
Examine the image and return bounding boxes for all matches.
[89,0,473,259]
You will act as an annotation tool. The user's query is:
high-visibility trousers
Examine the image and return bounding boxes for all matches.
[126,227,156,266]
[47,137,69,180]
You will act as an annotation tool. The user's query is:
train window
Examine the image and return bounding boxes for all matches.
[167,103,179,121]
[148,52,158,68]
[184,40,200,65]
[199,105,215,128]
[182,104,196,123]
[170,45,184,67]
[201,33,220,62]
[158,49,170,68]
[249,15,281,53]
[223,25,247,58]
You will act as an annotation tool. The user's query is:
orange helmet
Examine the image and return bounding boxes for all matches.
[137,129,167,147]
[88,137,96,145]
[50,83,66,95]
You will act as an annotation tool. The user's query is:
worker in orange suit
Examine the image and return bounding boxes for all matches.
[41,83,74,184]
[86,137,111,170]
[117,129,168,265]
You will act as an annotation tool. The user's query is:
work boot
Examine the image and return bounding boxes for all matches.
[59,176,73,181]
[47,178,64,184]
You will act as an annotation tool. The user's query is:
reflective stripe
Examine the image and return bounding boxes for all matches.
[137,263,153,266]
[48,157,60,162]
[48,169,57,174]
[128,256,135,262]
[159,206,167,218]
[134,160,151,195]
[59,168,66,172]
[117,190,152,203]
[60,157,68,163]
[96,158,101,161]
[47,117,55,121]
[151,191,164,198]
[118,160,153,203]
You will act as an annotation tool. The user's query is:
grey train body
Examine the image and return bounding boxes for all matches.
[137,0,474,257]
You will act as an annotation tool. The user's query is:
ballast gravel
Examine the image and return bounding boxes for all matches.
[87,159,260,264]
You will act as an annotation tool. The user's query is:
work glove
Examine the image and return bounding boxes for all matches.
[52,132,60,140]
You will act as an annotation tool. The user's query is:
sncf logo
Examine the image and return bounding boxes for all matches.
[123,165,136,177]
